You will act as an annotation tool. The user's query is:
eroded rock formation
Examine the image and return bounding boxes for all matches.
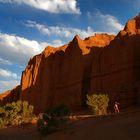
[20,34,114,112]
[91,14,140,109]
[1,14,140,113]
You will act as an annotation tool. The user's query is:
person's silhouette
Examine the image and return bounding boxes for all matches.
[114,101,120,114]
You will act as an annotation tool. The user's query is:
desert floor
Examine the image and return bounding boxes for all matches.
[0,107,140,140]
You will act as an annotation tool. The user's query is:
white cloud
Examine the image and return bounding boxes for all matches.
[26,12,124,39]
[51,40,64,47]
[0,0,81,14]
[0,68,19,79]
[0,33,63,65]
[0,68,20,92]
[87,12,124,34]
[0,80,20,93]
[0,33,64,93]
[97,13,124,33]
[0,57,12,65]
[26,20,95,39]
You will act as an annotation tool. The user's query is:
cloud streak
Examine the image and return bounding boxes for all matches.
[25,20,95,39]
[87,11,124,34]
[0,80,20,93]
[26,12,124,39]
[0,68,20,92]
[0,68,18,79]
[0,57,12,65]
[0,0,81,14]
[0,33,63,65]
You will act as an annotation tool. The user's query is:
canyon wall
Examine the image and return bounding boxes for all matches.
[90,15,140,109]
[20,34,114,112]
[1,14,140,113]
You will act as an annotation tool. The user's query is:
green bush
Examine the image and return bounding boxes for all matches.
[37,117,58,136]
[86,94,109,115]
[37,104,70,136]
[46,104,70,117]
[0,118,4,127]
[0,100,34,127]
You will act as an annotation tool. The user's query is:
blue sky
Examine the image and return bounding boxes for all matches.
[0,0,140,93]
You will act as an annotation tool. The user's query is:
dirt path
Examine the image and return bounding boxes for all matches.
[0,108,140,140]
[45,110,140,140]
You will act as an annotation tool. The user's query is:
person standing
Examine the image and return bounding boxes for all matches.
[114,101,120,114]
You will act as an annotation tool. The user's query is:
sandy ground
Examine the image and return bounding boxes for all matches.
[0,107,140,140]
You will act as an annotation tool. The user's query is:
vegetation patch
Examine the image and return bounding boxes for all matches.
[87,94,109,115]
[37,104,70,136]
[0,100,34,127]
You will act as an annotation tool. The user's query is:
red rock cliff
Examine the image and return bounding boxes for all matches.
[91,14,140,109]
[1,14,140,113]
[20,34,114,113]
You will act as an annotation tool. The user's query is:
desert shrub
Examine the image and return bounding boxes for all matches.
[46,104,70,117]
[0,107,5,118]
[37,104,70,136]
[37,119,48,135]
[0,117,4,127]
[37,117,58,136]
[22,101,34,122]
[0,100,34,127]
[87,94,109,115]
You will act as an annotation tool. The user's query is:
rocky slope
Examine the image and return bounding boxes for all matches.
[1,14,140,113]
[0,86,20,106]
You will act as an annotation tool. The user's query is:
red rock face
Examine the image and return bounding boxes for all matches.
[91,14,140,109]
[20,34,114,113]
[1,14,140,113]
